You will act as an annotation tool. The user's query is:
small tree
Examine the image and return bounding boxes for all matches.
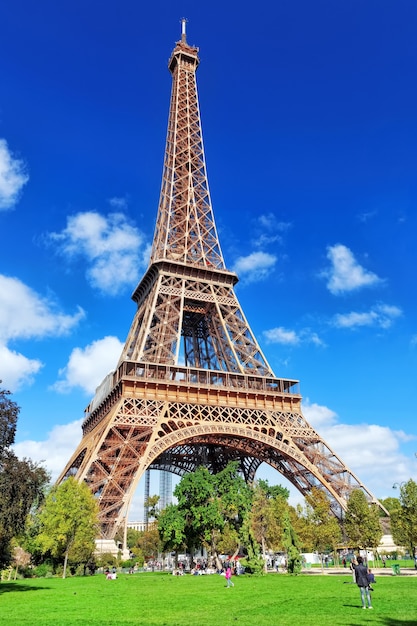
[282,509,302,574]
[250,482,289,571]
[158,503,186,563]
[345,489,382,558]
[239,516,265,575]
[391,479,417,559]
[11,545,31,579]
[305,488,342,570]
[36,477,99,578]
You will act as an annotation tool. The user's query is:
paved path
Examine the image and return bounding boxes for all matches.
[302,566,417,576]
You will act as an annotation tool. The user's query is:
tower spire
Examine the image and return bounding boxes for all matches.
[181,17,187,43]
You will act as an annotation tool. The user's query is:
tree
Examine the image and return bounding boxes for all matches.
[390,479,417,559]
[158,503,186,559]
[158,462,252,567]
[379,497,401,515]
[304,488,342,570]
[144,494,160,521]
[345,489,382,554]
[137,526,161,562]
[11,545,31,579]
[0,454,49,567]
[36,477,99,578]
[257,479,289,501]
[216,522,240,557]
[0,386,19,454]
[282,508,302,574]
[239,515,265,575]
[0,384,50,569]
[249,482,289,570]
[176,462,252,562]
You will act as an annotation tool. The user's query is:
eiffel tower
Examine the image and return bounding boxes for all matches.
[58,21,386,539]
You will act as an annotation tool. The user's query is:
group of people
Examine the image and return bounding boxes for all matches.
[105,567,117,580]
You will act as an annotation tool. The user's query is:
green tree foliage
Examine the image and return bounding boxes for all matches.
[144,494,160,519]
[380,496,401,515]
[345,489,382,551]
[302,488,342,568]
[239,515,265,575]
[136,526,161,562]
[216,521,240,557]
[36,477,99,578]
[257,479,289,501]
[282,509,302,574]
[390,479,417,558]
[158,503,186,556]
[0,385,50,568]
[0,386,19,453]
[250,482,289,569]
[158,462,252,564]
[185,463,251,553]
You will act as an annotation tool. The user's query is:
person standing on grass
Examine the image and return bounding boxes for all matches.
[367,568,376,591]
[225,564,234,588]
[352,556,373,610]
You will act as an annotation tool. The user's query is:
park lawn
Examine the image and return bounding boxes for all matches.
[0,571,416,626]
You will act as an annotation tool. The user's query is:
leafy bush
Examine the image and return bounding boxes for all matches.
[96,553,117,569]
[32,563,54,578]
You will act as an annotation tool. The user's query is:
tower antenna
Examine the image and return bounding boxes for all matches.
[180,17,187,43]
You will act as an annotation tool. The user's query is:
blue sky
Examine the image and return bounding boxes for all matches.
[2,1,417,518]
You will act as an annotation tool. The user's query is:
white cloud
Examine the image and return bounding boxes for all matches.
[0,275,85,391]
[332,303,402,330]
[357,210,377,223]
[264,326,325,347]
[232,251,277,282]
[322,244,382,294]
[13,419,84,481]
[302,401,337,428]
[108,196,128,209]
[302,399,416,498]
[0,138,29,210]
[264,326,300,345]
[257,213,291,233]
[52,335,124,395]
[0,345,43,391]
[0,275,85,343]
[252,214,291,247]
[48,211,147,295]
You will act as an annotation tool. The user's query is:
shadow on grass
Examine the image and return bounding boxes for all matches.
[381,617,416,626]
[345,617,417,626]
[0,582,51,595]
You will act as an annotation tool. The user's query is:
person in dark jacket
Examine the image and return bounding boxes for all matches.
[367,568,376,591]
[352,556,373,609]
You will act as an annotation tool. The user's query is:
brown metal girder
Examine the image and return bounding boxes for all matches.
[149,440,263,481]
[142,423,349,511]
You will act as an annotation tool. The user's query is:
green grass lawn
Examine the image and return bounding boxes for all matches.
[1,571,416,626]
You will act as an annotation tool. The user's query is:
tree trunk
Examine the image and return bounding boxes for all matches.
[63,549,69,579]
[262,537,268,573]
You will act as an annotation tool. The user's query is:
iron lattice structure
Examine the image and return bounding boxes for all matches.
[58,23,386,539]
